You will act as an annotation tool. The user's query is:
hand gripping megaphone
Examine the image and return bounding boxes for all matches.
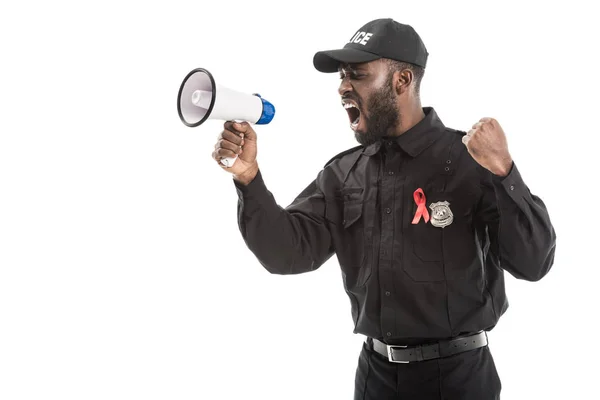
[177,67,276,167]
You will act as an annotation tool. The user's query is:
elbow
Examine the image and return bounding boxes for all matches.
[258,255,317,275]
[520,262,551,282]
[511,240,557,282]
[262,264,293,275]
[532,228,557,281]
[526,217,558,282]
[258,257,294,275]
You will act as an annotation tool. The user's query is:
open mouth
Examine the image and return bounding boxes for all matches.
[343,101,361,130]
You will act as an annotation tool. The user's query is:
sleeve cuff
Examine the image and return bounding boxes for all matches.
[233,169,269,200]
[491,162,527,203]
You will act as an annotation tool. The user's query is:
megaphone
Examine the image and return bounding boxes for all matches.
[177,67,276,168]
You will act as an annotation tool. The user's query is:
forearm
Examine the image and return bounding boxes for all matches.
[234,169,332,275]
[488,163,557,281]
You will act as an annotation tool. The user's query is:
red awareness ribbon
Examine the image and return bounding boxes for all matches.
[412,188,430,224]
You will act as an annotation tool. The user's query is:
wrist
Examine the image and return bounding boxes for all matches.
[490,157,513,177]
[233,163,259,185]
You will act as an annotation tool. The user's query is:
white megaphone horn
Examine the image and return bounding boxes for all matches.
[177,67,276,168]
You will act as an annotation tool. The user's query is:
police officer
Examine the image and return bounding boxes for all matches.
[212,18,556,400]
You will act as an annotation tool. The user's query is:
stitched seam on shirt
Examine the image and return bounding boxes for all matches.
[485,220,499,320]
[441,216,453,336]
[441,148,453,336]
[437,358,443,399]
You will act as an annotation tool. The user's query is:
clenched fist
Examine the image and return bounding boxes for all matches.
[212,121,259,185]
[462,117,513,177]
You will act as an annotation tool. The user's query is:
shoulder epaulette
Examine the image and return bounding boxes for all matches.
[446,127,467,136]
[323,145,364,168]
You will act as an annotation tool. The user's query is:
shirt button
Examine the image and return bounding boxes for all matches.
[387,332,392,337]
[385,291,391,296]
[385,208,391,214]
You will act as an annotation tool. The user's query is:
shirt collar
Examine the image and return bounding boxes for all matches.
[362,107,446,157]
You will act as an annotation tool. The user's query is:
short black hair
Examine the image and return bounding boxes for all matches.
[385,59,424,98]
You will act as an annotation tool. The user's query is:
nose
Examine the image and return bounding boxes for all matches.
[338,76,352,97]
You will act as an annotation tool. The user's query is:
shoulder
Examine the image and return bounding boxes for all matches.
[443,126,489,182]
[443,126,469,152]
[323,145,364,168]
[445,127,467,137]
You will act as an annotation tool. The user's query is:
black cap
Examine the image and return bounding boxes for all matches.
[313,18,428,73]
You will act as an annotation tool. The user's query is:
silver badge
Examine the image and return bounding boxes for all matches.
[429,201,453,228]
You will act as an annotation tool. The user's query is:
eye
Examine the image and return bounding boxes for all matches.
[339,71,364,80]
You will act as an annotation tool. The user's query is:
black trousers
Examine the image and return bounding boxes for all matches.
[354,338,502,399]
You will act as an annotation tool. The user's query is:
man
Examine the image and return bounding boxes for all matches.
[211,18,556,400]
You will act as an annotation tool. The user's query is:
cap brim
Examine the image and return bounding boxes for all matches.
[313,48,381,73]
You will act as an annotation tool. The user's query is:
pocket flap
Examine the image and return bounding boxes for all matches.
[343,201,363,228]
[337,187,364,201]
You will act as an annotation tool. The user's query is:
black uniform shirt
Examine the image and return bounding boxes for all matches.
[233,107,556,344]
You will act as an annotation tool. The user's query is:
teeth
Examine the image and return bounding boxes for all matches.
[342,101,360,129]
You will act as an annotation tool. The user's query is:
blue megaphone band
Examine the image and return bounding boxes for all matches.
[254,94,275,125]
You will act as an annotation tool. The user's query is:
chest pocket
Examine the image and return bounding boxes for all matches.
[408,186,477,274]
[403,181,446,281]
[326,187,373,288]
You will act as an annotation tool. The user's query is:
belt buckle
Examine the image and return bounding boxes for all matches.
[386,344,409,363]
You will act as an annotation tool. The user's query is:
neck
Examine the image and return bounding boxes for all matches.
[392,101,425,136]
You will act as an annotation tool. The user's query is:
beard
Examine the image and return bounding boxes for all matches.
[354,81,401,146]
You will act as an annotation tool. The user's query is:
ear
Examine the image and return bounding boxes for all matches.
[393,69,413,95]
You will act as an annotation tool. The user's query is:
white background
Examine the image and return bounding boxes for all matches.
[1,0,598,399]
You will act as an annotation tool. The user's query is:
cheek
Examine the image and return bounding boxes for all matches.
[371,74,388,88]
[355,86,372,104]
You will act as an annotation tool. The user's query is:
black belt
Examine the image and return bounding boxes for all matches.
[370,331,488,363]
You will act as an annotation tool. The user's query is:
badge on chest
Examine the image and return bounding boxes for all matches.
[429,201,454,228]
[412,188,454,228]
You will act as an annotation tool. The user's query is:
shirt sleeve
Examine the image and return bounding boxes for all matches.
[232,169,334,275]
[476,162,557,281]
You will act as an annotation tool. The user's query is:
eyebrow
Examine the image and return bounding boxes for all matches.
[339,64,363,74]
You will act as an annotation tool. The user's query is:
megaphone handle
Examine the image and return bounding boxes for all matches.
[220,155,238,168]
[219,119,245,168]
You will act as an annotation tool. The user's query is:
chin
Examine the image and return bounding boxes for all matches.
[354,131,372,146]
